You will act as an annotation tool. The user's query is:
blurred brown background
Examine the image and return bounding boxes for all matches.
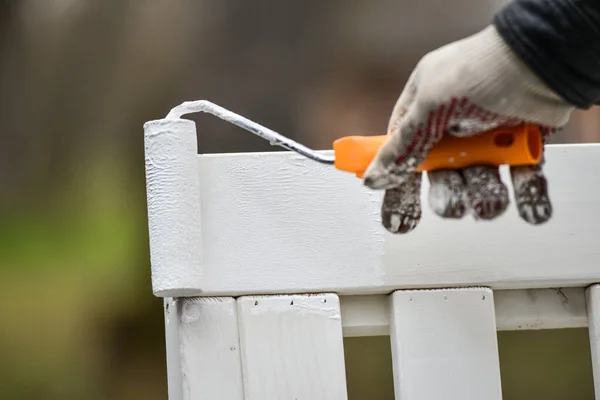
[0,1,598,399]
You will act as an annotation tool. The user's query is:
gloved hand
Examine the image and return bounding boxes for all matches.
[363,25,575,233]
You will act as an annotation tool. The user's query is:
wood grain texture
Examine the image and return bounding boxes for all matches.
[586,284,600,400]
[389,288,502,400]
[177,297,244,400]
[340,288,588,337]
[237,293,348,400]
[149,143,600,297]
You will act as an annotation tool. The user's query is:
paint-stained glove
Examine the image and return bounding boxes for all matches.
[363,25,575,233]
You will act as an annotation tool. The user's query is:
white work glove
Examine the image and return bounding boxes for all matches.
[363,25,575,233]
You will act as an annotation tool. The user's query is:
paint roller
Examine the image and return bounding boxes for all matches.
[166,100,543,175]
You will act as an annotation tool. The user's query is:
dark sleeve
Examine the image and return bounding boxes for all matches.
[493,0,600,109]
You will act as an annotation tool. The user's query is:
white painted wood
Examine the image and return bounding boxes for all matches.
[177,297,244,400]
[147,143,600,297]
[340,295,389,337]
[495,287,587,330]
[237,293,348,400]
[164,298,183,400]
[339,288,587,337]
[586,284,600,400]
[389,288,502,400]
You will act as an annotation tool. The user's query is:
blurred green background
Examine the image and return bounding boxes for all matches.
[1,1,598,399]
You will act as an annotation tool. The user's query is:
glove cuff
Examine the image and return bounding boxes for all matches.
[461,25,574,127]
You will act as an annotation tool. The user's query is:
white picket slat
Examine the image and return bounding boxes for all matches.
[237,293,348,400]
[177,297,244,400]
[586,284,600,400]
[389,288,502,400]
[164,298,184,400]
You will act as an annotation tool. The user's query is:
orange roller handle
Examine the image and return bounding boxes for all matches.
[333,124,543,178]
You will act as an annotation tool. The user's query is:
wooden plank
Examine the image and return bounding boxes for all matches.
[389,288,502,400]
[150,143,600,297]
[339,288,587,337]
[177,297,244,400]
[586,284,600,399]
[237,293,348,400]
[494,287,587,330]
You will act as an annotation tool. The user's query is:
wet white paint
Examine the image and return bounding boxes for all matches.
[427,178,459,217]
[144,119,204,296]
[195,151,387,295]
[145,117,600,296]
[389,214,402,232]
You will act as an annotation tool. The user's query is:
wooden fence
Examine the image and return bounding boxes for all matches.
[144,105,600,399]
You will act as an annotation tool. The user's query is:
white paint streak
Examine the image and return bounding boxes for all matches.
[237,293,348,400]
[144,119,203,296]
[427,178,456,216]
[389,214,402,232]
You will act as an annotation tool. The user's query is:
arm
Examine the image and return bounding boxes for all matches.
[494,0,600,108]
